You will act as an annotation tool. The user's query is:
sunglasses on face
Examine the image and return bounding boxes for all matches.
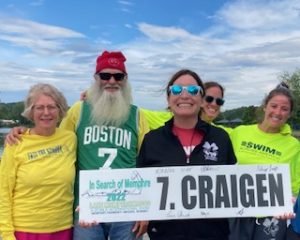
[97,72,126,81]
[204,95,225,106]
[168,85,203,96]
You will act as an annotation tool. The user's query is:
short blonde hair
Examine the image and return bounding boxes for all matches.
[22,83,68,121]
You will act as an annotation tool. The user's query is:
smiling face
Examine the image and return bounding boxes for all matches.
[96,68,127,93]
[261,94,291,132]
[31,94,60,135]
[168,74,202,119]
[201,86,224,122]
[89,67,132,127]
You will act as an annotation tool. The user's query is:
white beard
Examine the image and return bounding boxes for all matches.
[88,82,132,127]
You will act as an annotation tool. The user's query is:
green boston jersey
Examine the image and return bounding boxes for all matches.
[231,124,300,195]
[76,101,139,170]
[73,102,139,219]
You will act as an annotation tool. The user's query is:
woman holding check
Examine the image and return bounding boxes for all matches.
[229,82,300,240]
[137,69,237,240]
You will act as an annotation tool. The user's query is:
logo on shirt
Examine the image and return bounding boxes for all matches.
[203,141,218,161]
[241,141,281,156]
[262,217,280,237]
[27,145,63,160]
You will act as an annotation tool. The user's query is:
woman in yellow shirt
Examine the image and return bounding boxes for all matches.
[0,83,77,240]
[229,82,299,240]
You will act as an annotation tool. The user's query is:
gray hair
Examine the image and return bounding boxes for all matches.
[22,83,68,121]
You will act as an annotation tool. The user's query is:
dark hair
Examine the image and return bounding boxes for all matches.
[166,69,205,97]
[262,81,294,112]
[204,81,225,97]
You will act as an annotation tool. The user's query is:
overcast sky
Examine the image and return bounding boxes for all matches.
[0,0,299,110]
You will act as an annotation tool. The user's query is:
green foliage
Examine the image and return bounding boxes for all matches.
[220,106,259,123]
[1,69,300,130]
[0,101,31,126]
[279,68,300,129]
[279,68,300,94]
[218,68,300,130]
[220,106,246,120]
[242,105,258,124]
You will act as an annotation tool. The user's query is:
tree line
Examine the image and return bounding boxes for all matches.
[217,68,300,130]
[1,69,299,129]
[0,102,31,127]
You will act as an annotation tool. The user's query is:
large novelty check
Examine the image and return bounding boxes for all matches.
[79,164,293,222]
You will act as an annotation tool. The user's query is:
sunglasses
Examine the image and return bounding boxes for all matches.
[169,85,203,96]
[204,95,225,106]
[97,72,126,81]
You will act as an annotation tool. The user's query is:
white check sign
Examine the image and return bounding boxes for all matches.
[79,164,293,222]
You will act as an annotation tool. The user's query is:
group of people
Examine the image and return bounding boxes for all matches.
[0,50,299,240]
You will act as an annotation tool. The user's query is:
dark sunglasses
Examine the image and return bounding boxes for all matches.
[204,95,225,106]
[169,85,203,96]
[97,72,126,81]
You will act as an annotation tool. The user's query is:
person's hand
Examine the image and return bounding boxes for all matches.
[75,206,99,228]
[78,219,99,228]
[132,221,148,238]
[274,197,296,220]
[5,127,27,145]
[274,212,295,220]
[80,90,87,101]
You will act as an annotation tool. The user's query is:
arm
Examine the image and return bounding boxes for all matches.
[216,124,233,135]
[79,88,92,101]
[141,108,172,130]
[0,145,18,240]
[290,194,300,234]
[134,112,149,236]
[290,146,300,197]
[132,221,148,238]
[226,133,237,165]
[136,135,148,168]
[137,109,150,152]
[272,140,299,220]
[5,127,27,146]
[59,101,82,132]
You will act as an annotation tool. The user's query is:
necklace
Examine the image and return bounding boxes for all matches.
[172,126,199,163]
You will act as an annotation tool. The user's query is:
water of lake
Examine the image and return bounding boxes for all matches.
[0,128,10,157]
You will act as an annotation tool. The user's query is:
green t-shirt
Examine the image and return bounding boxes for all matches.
[73,102,139,220]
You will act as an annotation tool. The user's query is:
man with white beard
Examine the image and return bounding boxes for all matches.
[60,51,149,240]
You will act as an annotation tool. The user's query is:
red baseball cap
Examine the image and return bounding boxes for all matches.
[95,51,127,74]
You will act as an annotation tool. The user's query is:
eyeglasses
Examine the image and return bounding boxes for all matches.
[204,95,225,106]
[32,104,59,113]
[168,85,203,96]
[97,72,126,81]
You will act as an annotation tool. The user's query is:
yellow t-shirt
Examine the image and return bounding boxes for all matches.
[0,128,77,240]
[230,124,300,196]
[141,108,233,134]
[140,108,172,130]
